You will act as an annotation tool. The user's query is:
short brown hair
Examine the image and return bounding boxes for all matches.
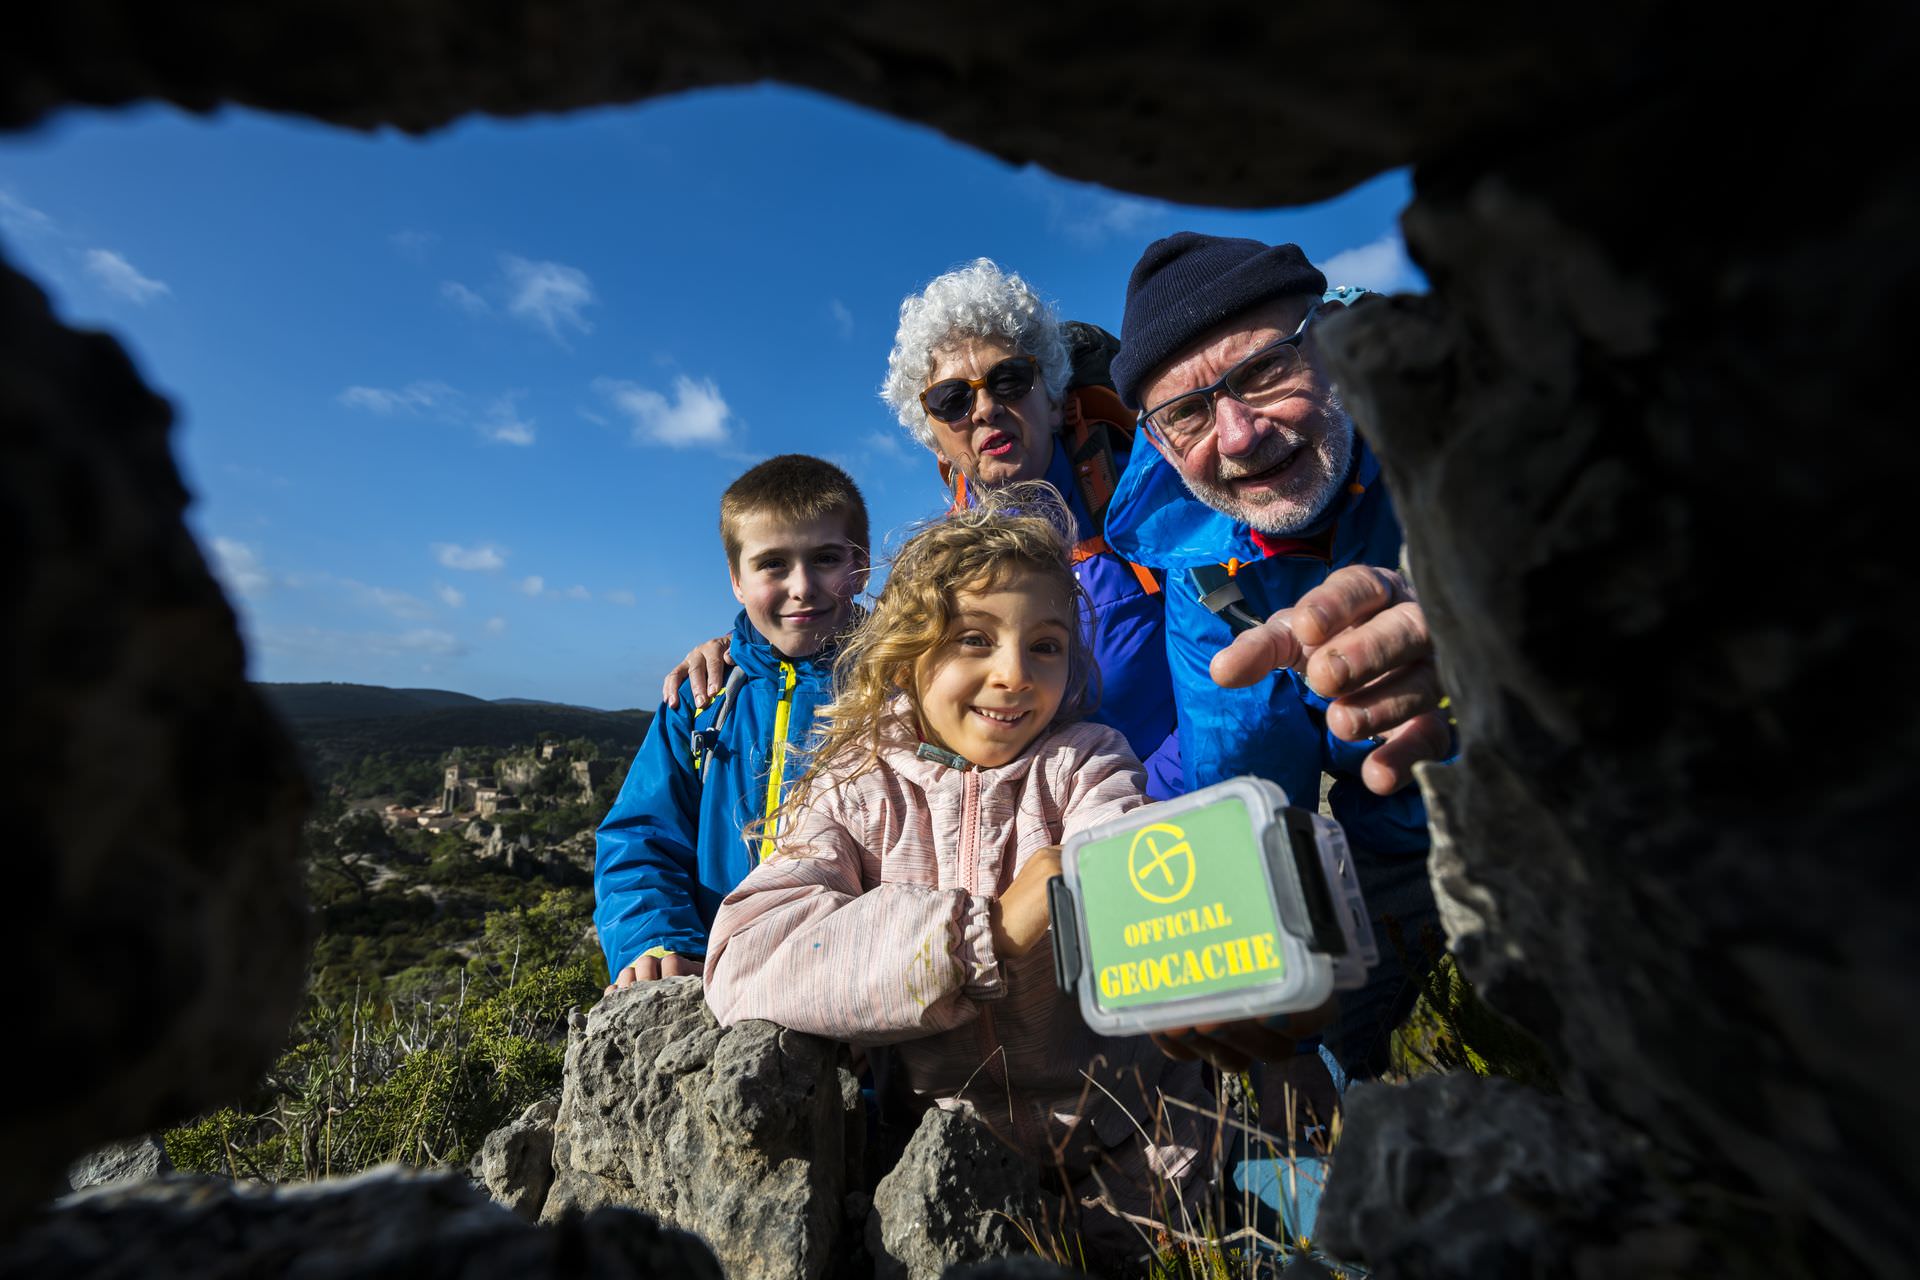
[719,454,870,569]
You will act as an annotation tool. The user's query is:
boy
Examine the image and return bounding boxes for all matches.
[594,454,869,992]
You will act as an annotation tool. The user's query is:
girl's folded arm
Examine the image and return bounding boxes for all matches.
[703,806,1000,1044]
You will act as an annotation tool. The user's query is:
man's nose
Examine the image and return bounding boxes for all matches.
[1212,396,1267,457]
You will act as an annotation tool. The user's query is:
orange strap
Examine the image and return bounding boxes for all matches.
[1072,535,1162,596]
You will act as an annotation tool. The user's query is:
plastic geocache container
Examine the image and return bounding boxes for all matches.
[1047,776,1379,1036]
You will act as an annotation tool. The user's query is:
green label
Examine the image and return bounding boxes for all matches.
[1075,796,1285,1011]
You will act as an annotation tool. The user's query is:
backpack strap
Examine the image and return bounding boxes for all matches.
[688,665,748,778]
[1061,383,1161,597]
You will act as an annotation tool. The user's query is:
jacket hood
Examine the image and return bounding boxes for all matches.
[1106,435,1383,571]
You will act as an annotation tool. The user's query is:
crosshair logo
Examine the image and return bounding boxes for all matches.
[1128,822,1196,904]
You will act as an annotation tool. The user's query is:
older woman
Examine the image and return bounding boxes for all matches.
[878,258,1180,796]
[662,260,1179,797]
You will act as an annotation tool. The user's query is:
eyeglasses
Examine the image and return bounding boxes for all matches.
[1138,306,1320,457]
[919,355,1040,424]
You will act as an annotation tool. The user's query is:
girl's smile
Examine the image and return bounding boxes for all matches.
[914,568,1072,768]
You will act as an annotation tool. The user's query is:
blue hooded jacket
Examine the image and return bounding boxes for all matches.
[1105,433,1430,864]
[948,427,1184,799]
[593,609,837,974]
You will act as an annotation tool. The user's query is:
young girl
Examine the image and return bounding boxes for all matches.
[703,484,1207,1241]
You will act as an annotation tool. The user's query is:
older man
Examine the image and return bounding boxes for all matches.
[1104,232,1451,1080]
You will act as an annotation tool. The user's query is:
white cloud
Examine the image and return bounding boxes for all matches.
[503,255,595,341]
[83,249,170,304]
[562,584,592,601]
[340,381,534,447]
[390,229,437,258]
[1023,171,1165,248]
[434,542,507,572]
[0,189,54,238]
[484,616,507,634]
[1319,230,1422,294]
[595,374,733,448]
[396,628,464,656]
[605,589,638,606]
[209,537,271,598]
[828,298,855,339]
[365,586,433,621]
[440,280,490,315]
[865,430,912,463]
[338,381,453,414]
[519,575,546,596]
[436,583,466,608]
[480,396,535,446]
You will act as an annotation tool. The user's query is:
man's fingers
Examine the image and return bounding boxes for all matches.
[1360,712,1453,796]
[662,661,690,709]
[1304,600,1431,699]
[1210,616,1306,689]
[661,953,701,979]
[1290,566,1410,648]
[1324,660,1444,742]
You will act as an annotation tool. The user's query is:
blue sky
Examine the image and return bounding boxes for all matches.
[0,85,1419,711]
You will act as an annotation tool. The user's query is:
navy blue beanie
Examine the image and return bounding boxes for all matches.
[1110,233,1327,410]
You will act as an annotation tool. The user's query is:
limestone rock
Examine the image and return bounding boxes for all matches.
[473,1097,560,1222]
[3,1164,721,1278]
[65,1139,170,1194]
[1318,1076,1697,1278]
[867,1107,1042,1280]
[543,977,860,1280]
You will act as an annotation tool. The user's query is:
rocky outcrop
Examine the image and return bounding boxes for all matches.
[1,1165,722,1279]
[867,1108,1044,1280]
[1318,1076,1691,1277]
[65,1139,169,1194]
[543,977,862,1280]
[472,1097,560,1223]
[0,251,310,1230]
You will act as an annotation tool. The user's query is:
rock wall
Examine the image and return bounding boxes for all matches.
[4,4,1915,1277]
[544,978,862,1280]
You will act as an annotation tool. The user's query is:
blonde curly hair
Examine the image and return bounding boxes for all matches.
[761,482,1098,854]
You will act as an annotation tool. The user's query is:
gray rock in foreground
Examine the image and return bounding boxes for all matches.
[2,1165,721,1279]
[543,976,860,1280]
[868,1107,1043,1280]
[1318,1076,1697,1278]
[66,1138,170,1194]
[473,1096,560,1222]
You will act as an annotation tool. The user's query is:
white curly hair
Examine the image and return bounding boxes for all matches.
[880,258,1072,450]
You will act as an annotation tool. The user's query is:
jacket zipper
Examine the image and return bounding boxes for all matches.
[756,661,798,861]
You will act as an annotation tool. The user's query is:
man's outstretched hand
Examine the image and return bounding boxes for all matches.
[1209,565,1450,795]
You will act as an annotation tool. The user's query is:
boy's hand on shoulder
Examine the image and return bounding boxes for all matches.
[990,845,1064,960]
[662,635,732,710]
[604,951,703,995]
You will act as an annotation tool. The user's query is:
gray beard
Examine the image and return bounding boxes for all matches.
[1180,398,1357,536]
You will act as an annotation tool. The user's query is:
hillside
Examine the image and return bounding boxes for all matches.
[260,682,493,721]
[256,682,653,787]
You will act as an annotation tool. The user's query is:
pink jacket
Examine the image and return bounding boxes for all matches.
[704,715,1204,1172]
